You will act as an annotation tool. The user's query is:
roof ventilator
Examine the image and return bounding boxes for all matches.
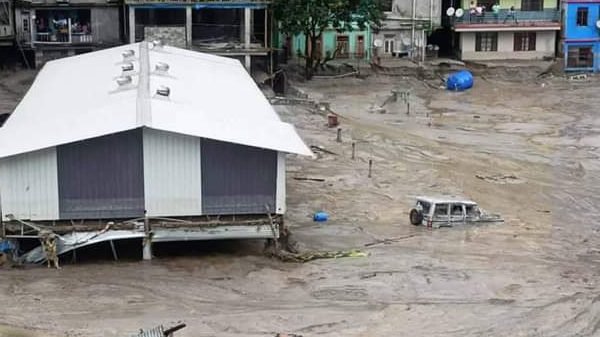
[150,40,164,49]
[122,49,135,61]
[121,62,134,73]
[155,62,169,74]
[116,75,133,87]
[156,85,170,98]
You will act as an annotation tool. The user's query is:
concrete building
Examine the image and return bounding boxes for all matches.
[0,0,14,46]
[13,0,123,67]
[281,22,372,63]
[372,0,441,61]
[0,42,311,253]
[563,0,600,72]
[126,0,272,73]
[450,0,560,61]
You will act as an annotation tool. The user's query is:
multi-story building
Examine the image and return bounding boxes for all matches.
[13,0,123,67]
[450,0,561,60]
[126,0,272,73]
[0,0,14,46]
[563,0,600,72]
[372,0,441,61]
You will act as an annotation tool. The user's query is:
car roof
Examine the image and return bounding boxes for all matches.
[416,196,478,205]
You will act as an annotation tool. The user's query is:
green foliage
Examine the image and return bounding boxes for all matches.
[273,0,384,78]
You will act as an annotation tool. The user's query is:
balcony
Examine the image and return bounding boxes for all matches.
[32,10,94,45]
[453,10,560,32]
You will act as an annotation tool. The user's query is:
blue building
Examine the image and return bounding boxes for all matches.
[563,0,600,72]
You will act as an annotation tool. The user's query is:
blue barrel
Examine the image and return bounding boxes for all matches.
[446,70,474,91]
[313,212,329,222]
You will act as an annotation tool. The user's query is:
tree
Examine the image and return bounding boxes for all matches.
[274,0,383,79]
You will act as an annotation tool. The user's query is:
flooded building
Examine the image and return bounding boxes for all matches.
[13,0,123,67]
[562,0,600,72]
[449,0,561,61]
[126,0,272,73]
[372,0,441,61]
[0,42,311,260]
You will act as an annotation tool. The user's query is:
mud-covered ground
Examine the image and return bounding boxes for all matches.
[0,65,599,337]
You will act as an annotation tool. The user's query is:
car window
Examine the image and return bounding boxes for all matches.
[451,204,463,215]
[466,205,478,216]
[418,201,431,215]
[434,203,448,216]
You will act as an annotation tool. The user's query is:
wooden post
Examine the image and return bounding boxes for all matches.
[336,128,342,142]
[406,102,410,115]
[368,159,373,178]
[351,142,356,160]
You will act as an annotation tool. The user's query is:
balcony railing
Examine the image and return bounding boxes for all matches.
[453,9,559,26]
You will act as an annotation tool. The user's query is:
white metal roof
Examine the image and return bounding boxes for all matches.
[0,42,312,158]
[416,196,477,205]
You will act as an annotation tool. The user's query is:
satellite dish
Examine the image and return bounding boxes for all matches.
[455,8,465,18]
[596,20,600,29]
[446,7,455,16]
[374,39,383,48]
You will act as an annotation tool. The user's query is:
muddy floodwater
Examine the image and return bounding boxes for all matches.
[1,67,599,337]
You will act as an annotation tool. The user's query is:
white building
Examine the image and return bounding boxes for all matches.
[0,42,311,256]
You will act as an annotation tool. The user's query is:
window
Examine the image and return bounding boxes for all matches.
[567,46,594,68]
[434,204,449,216]
[336,35,349,58]
[384,38,394,54]
[475,32,498,52]
[577,7,588,26]
[521,0,542,11]
[514,32,536,51]
[451,204,464,216]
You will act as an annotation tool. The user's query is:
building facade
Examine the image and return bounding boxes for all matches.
[0,0,14,46]
[126,0,272,73]
[372,0,441,61]
[13,0,122,67]
[282,24,372,63]
[563,0,600,72]
[451,0,560,60]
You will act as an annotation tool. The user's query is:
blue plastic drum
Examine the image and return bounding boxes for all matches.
[446,70,474,91]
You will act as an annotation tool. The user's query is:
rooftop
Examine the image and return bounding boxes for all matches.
[0,42,312,158]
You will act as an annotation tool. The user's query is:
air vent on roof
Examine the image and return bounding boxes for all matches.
[121,62,134,73]
[150,40,164,49]
[122,49,135,60]
[116,75,132,86]
[156,85,170,97]
[155,62,169,73]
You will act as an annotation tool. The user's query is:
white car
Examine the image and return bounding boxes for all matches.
[409,196,502,228]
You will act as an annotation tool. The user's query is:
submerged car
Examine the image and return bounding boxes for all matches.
[409,196,502,228]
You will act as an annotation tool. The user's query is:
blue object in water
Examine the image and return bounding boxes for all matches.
[313,212,329,222]
[446,70,474,91]
[0,240,15,253]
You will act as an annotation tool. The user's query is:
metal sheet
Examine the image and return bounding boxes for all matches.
[143,128,202,217]
[152,224,278,242]
[201,139,277,215]
[0,148,59,221]
[57,129,145,219]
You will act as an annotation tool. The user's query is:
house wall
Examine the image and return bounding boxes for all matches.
[563,3,600,39]
[56,129,145,220]
[391,0,441,27]
[460,30,556,60]
[143,128,203,217]
[91,7,121,44]
[0,148,59,221]
[201,139,278,215]
[461,0,557,10]
[287,27,372,60]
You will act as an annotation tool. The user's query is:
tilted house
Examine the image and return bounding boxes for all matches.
[0,42,311,227]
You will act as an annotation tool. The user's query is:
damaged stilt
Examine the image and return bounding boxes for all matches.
[142,214,152,261]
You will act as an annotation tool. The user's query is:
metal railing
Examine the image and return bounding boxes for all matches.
[454,9,559,25]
